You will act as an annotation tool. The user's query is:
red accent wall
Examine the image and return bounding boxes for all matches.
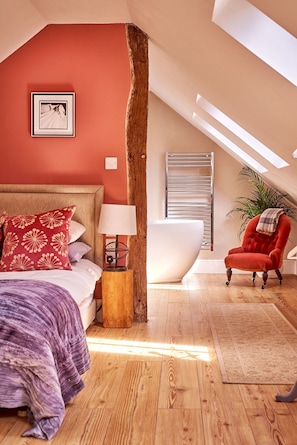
[0,24,130,203]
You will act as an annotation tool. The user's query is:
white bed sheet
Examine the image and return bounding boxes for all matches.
[0,259,102,307]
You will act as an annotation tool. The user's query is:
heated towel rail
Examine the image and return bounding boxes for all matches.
[165,152,214,250]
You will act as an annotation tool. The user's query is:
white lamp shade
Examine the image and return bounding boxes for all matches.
[98,204,137,235]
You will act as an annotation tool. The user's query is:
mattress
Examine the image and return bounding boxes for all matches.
[0,258,102,309]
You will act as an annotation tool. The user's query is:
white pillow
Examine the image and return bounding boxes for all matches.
[68,242,91,262]
[68,220,86,243]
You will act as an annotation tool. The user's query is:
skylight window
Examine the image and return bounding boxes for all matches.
[212,0,297,87]
[192,112,268,174]
[196,95,289,169]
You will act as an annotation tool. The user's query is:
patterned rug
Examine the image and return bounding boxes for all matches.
[207,303,297,384]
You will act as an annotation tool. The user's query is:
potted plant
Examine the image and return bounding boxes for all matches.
[227,165,296,237]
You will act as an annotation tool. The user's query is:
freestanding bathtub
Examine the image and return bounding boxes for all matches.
[147,219,204,283]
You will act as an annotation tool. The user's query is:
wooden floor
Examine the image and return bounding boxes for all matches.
[2,273,297,444]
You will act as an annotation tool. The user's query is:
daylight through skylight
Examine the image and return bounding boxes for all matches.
[192,112,268,174]
[212,0,297,87]
[196,95,288,169]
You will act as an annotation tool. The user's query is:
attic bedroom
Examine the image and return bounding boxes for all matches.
[1,1,297,443]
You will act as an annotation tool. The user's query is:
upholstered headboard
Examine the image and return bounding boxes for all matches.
[0,184,104,267]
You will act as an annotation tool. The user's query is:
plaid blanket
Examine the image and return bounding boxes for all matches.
[256,208,285,235]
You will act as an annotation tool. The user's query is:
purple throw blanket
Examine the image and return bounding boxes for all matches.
[0,279,90,440]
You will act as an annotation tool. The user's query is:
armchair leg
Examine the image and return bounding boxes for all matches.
[275,269,283,284]
[252,272,256,283]
[261,271,268,289]
[226,268,232,285]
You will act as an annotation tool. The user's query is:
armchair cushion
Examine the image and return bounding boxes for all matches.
[225,252,274,272]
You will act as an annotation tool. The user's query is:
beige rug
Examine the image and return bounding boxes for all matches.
[207,303,297,384]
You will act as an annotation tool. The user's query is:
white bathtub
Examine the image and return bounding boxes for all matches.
[147,219,204,283]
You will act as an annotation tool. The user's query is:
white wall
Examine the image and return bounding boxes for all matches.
[147,92,297,274]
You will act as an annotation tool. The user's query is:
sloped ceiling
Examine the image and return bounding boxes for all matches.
[1,0,297,201]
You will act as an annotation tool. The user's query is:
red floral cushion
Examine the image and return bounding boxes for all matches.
[0,206,76,272]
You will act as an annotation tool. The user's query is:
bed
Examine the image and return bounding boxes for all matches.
[0,184,104,439]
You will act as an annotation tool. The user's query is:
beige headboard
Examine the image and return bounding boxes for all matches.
[0,184,104,268]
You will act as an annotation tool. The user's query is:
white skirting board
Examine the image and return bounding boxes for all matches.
[190,259,296,275]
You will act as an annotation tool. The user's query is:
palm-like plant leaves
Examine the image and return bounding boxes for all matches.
[227,166,295,237]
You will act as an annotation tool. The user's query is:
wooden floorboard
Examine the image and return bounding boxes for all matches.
[1,273,297,444]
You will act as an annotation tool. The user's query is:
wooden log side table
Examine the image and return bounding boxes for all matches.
[102,269,133,328]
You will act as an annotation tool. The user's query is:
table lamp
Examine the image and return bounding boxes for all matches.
[98,204,137,271]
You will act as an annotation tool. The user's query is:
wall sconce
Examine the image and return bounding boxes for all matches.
[98,204,137,271]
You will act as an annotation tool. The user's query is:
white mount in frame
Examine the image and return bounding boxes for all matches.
[31,92,75,137]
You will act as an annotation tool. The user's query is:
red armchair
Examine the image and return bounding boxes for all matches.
[225,213,291,288]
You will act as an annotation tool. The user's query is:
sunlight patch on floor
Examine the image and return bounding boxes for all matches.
[86,337,210,361]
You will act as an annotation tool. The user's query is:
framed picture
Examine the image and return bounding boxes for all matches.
[31,92,75,137]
